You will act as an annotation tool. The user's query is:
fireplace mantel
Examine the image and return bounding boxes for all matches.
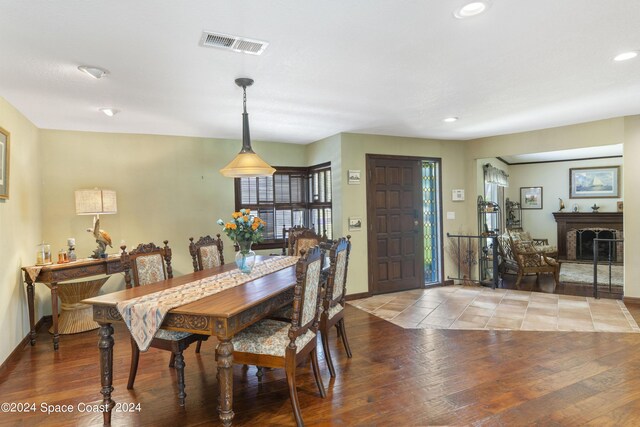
[552,212,623,260]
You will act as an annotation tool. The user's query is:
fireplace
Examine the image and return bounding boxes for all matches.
[574,229,617,261]
[552,212,623,261]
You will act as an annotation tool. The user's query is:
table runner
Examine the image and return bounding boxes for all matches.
[117,256,298,351]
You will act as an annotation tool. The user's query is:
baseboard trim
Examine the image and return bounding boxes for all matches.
[0,315,52,376]
[623,296,640,305]
[346,292,370,301]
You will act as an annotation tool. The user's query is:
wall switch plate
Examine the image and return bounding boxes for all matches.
[452,189,465,201]
[447,211,456,220]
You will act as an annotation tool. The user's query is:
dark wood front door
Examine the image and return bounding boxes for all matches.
[366,155,424,295]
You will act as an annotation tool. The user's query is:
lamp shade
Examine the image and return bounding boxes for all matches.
[75,189,117,215]
[220,77,275,178]
[220,152,276,177]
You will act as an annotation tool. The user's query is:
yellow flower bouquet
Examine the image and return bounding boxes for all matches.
[217,208,266,273]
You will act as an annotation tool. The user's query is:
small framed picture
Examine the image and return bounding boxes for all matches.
[348,217,362,231]
[520,186,543,209]
[348,170,361,185]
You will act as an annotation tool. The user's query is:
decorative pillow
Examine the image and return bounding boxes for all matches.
[135,254,166,286]
[155,329,192,341]
[199,245,221,269]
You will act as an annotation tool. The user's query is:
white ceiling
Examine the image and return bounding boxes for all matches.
[1,1,640,144]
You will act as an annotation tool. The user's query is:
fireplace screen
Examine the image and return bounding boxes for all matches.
[576,229,617,261]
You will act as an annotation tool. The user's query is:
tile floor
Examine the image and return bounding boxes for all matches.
[348,285,640,332]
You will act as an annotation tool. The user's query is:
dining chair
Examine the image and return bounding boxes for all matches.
[189,234,224,271]
[319,236,353,378]
[228,246,326,427]
[285,226,326,256]
[121,241,208,406]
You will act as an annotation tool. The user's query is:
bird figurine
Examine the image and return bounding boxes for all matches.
[87,217,112,258]
[558,198,565,211]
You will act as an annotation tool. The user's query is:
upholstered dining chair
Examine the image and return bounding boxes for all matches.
[189,234,224,272]
[121,241,208,406]
[319,236,353,378]
[284,226,326,256]
[227,246,326,427]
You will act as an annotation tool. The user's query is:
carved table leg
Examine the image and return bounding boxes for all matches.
[50,282,59,350]
[216,338,234,426]
[98,323,115,425]
[25,278,36,346]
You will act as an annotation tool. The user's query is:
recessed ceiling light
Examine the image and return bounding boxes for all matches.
[454,1,490,19]
[443,117,459,123]
[99,108,119,117]
[78,65,109,79]
[613,51,638,62]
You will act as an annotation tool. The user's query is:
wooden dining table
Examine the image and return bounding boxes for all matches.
[82,256,297,426]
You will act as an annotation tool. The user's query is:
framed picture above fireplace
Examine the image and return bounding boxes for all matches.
[569,166,620,198]
[520,186,543,209]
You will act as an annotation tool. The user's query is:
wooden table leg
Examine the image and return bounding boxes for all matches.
[98,323,115,425]
[50,282,59,350]
[25,277,36,346]
[216,338,234,426]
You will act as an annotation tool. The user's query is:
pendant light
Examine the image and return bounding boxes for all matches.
[220,78,276,178]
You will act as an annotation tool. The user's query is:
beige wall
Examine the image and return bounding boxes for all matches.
[338,133,468,295]
[624,116,640,298]
[505,157,623,245]
[39,130,306,296]
[466,117,632,294]
[0,97,43,364]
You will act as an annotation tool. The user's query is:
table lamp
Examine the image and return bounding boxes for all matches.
[75,188,117,258]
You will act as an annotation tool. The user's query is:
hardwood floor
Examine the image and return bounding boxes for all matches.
[3,303,640,426]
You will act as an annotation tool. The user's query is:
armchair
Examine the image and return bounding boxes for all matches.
[498,231,560,289]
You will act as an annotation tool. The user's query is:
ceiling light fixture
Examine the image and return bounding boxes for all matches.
[613,51,638,62]
[443,117,459,123]
[99,108,119,117]
[220,78,275,178]
[78,65,109,79]
[454,1,490,19]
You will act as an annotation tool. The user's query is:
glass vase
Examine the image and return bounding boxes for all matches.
[235,240,256,274]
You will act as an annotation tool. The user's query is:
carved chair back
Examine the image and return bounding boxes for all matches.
[288,246,324,344]
[189,234,224,272]
[121,241,173,288]
[286,226,325,256]
[325,236,351,308]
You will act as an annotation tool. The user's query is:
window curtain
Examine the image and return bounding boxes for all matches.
[483,163,509,187]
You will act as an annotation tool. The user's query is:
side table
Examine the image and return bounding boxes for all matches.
[22,256,123,350]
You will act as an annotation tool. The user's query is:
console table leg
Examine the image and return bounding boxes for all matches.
[26,280,36,346]
[98,323,115,425]
[216,339,234,427]
[50,283,59,350]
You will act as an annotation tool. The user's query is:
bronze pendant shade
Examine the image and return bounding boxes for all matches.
[220,78,275,178]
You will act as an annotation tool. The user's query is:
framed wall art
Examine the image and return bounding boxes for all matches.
[569,166,619,198]
[348,170,361,185]
[0,127,9,200]
[348,217,362,231]
[520,186,543,209]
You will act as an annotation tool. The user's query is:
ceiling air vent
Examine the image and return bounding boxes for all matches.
[199,31,268,55]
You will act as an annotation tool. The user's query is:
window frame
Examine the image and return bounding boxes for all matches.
[234,162,332,250]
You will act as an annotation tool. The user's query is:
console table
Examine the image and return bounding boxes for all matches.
[22,255,123,350]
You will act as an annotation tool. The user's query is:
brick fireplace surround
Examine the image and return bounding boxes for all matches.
[552,212,623,262]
